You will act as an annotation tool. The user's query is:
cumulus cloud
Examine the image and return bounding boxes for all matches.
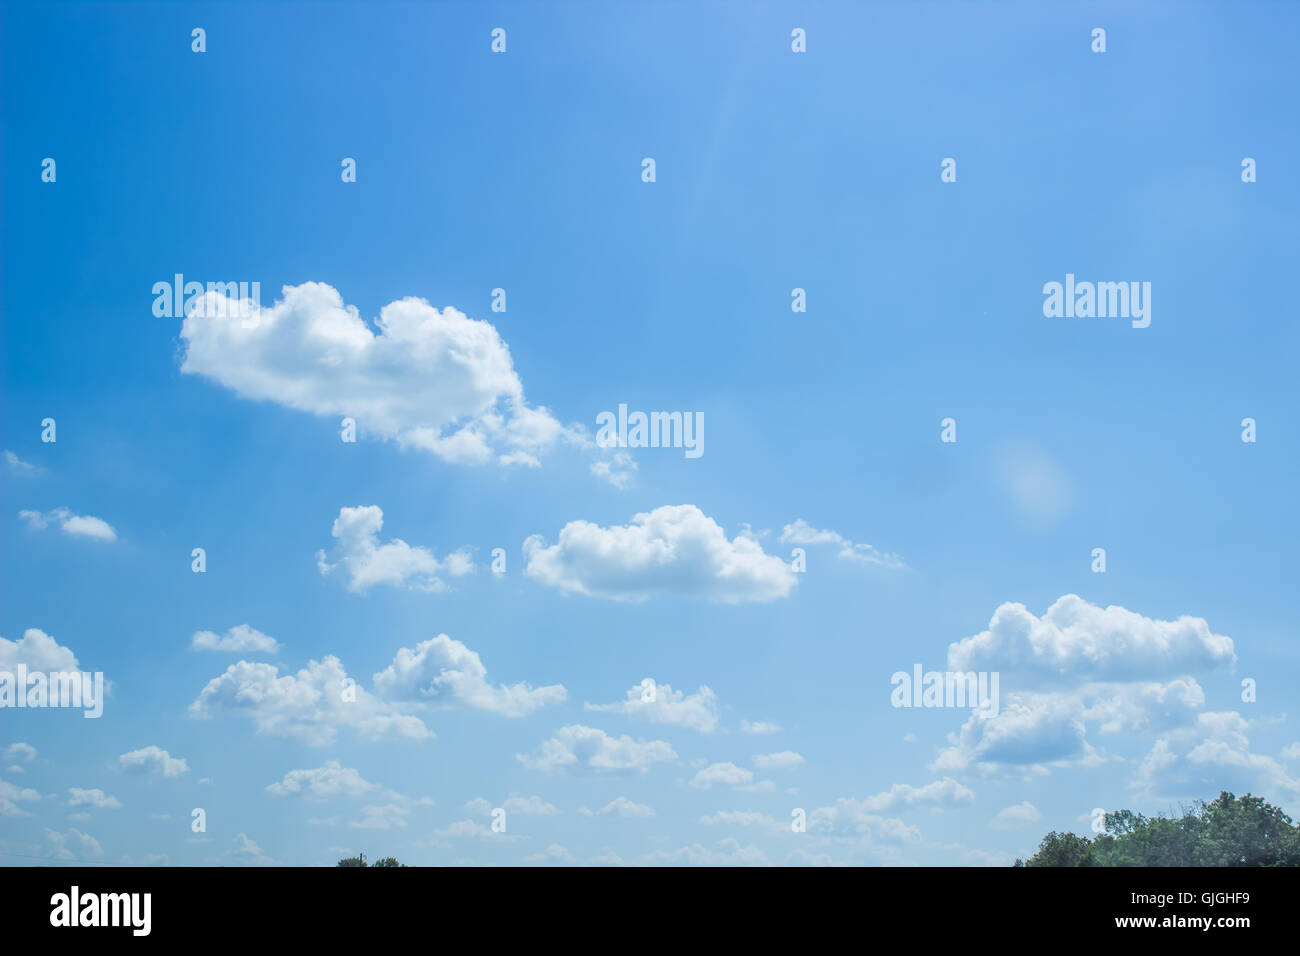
[189,656,432,746]
[19,507,116,541]
[316,506,474,593]
[947,595,1236,684]
[585,680,719,732]
[779,519,907,570]
[229,833,274,866]
[118,746,189,779]
[752,751,804,772]
[266,761,377,798]
[4,743,36,763]
[932,693,1091,775]
[67,788,121,809]
[991,801,1041,830]
[351,804,411,830]
[467,794,560,816]
[578,796,655,818]
[373,634,565,717]
[524,505,796,603]
[191,625,281,655]
[0,778,40,817]
[690,762,754,789]
[740,720,781,735]
[179,281,581,468]
[45,827,102,860]
[518,725,676,774]
[1136,711,1300,803]
[855,778,976,812]
[0,628,82,672]
[808,800,922,843]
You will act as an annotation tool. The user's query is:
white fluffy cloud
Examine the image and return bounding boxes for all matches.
[947,594,1236,684]
[752,751,805,772]
[4,743,36,763]
[191,625,281,655]
[740,720,781,735]
[179,281,576,468]
[585,680,719,732]
[19,508,116,541]
[0,628,81,671]
[933,693,1091,774]
[317,505,473,593]
[690,762,754,789]
[189,656,431,746]
[1136,711,1300,802]
[807,801,921,843]
[518,725,676,774]
[855,777,976,812]
[779,519,906,569]
[466,794,560,816]
[67,788,121,809]
[266,761,377,798]
[991,801,1041,829]
[524,505,797,603]
[118,746,189,778]
[0,778,40,817]
[373,634,565,717]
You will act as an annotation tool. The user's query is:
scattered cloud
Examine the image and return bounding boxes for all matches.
[19,508,116,541]
[373,634,565,717]
[524,505,796,603]
[317,506,474,593]
[585,680,719,732]
[518,725,676,774]
[191,625,281,655]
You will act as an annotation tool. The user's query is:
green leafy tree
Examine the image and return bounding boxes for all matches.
[336,852,408,867]
[1015,792,1300,866]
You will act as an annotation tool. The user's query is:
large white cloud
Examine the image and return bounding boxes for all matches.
[317,506,474,593]
[179,281,576,467]
[373,634,565,717]
[585,680,719,732]
[523,505,796,603]
[947,595,1236,683]
[932,693,1092,774]
[517,725,676,774]
[189,656,431,746]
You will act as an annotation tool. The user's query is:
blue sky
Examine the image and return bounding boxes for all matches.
[2,0,1298,866]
